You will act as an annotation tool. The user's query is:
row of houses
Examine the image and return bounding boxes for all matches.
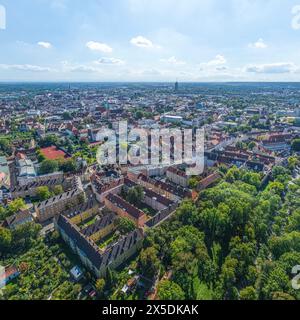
[128,171,191,201]
[36,177,85,223]
[11,175,66,199]
[104,193,147,228]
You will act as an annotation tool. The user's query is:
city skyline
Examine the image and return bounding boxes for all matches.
[1,0,300,82]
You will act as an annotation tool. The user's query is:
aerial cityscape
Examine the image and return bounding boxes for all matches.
[0,0,300,304]
[0,81,300,301]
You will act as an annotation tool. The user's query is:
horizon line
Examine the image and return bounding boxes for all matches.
[1,80,300,84]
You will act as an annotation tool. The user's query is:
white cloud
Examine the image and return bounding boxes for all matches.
[207,54,226,66]
[68,65,102,73]
[291,5,300,30]
[245,62,296,74]
[86,41,113,53]
[125,67,163,77]
[199,55,227,71]
[37,41,52,49]
[0,64,53,72]
[61,61,102,73]
[94,57,125,65]
[130,36,158,48]
[248,38,267,49]
[160,56,186,65]
[136,68,162,76]
[215,66,228,71]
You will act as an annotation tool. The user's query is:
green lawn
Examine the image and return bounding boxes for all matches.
[97,232,120,250]
[79,215,98,229]
[136,202,157,217]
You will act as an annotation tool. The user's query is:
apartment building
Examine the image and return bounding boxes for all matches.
[62,197,101,225]
[36,177,85,222]
[81,213,117,242]
[55,214,143,278]
[166,167,189,188]
[104,193,147,228]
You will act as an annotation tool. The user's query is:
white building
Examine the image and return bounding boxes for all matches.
[161,115,183,124]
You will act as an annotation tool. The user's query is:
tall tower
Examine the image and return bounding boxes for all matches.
[175,80,179,92]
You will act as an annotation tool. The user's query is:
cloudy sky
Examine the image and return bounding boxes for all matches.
[1,0,300,81]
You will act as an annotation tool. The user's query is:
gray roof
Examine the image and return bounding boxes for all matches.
[62,197,99,219]
[37,188,82,209]
[81,213,116,237]
[57,214,143,270]
[6,210,32,226]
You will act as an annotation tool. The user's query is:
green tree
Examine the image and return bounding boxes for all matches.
[39,159,59,175]
[12,222,41,251]
[36,150,46,163]
[269,231,300,259]
[95,278,106,296]
[219,257,239,299]
[60,159,77,173]
[53,185,63,196]
[0,206,6,221]
[225,166,241,183]
[241,171,261,189]
[7,199,26,216]
[127,186,144,206]
[248,141,256,150]
[292,139,300,152]
[188,177,199,189]
[39,135,59,148]
[105,267,116,289]
[240,286,258,300]
[36,186,52,201]
[138,247,161,279]
[157,280,185,300]
[62,112,73,120]
[0,227,12,252]
[135,110,143,120]
[115,217,136,235]
[288,156,299,170]
[266,181,285,197]
[0,139,12,155]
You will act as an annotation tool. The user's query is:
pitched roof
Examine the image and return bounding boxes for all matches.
[62,197,99,219]
[57,215,143,270]
[5,209,32,226]
[125,177,173,206]
[198,172,221,190]
[100,229,143,268]
[57,215,103,268]
[11,177,64,193]
[137,174,191,198]
[81,213,116,237]
[106,193,145,220]
[143,187,174,207]
[37,188,82,209]
[0,266,19,282]
[167,167,187,178]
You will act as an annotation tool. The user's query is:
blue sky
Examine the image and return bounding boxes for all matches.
[0,0,300,81]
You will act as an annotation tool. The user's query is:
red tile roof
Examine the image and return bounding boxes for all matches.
[106,193,145,220]
[0,266,19,282]
[198,172,221,190]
